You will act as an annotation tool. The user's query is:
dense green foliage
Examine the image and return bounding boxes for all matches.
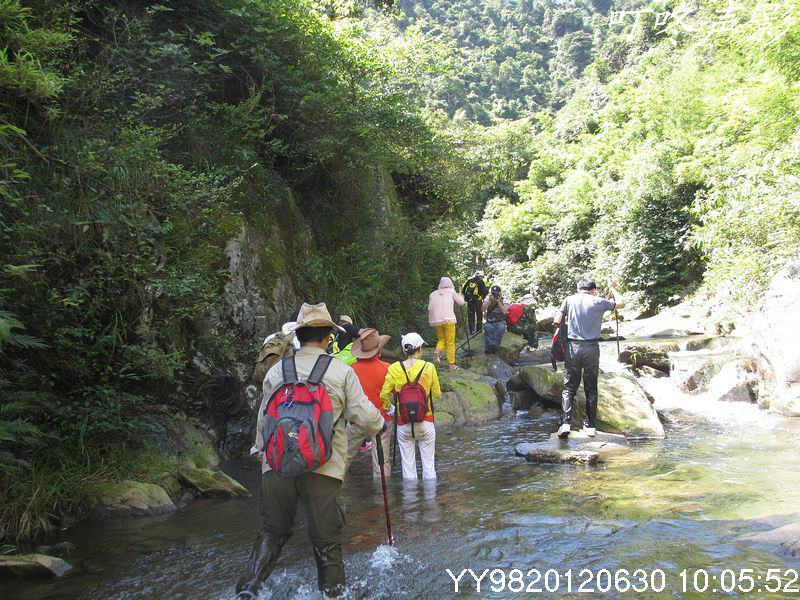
[0,0,460,540]
[473,0,800,310]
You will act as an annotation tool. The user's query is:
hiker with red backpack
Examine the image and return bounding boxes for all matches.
[380,333,441,480]
[236,303,386,600]
[506,293,539,350]
[553,279,624,440]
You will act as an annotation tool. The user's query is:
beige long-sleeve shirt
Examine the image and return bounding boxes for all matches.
[253,345,385,481]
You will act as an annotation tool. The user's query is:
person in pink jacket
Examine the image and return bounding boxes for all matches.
[428,276,466,370]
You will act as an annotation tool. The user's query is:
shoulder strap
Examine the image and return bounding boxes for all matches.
[399,360,411,384]
[282,355,298,385]
[413,361,426,384]
[308,354,334,385]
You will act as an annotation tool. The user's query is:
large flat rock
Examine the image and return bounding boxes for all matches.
[737,522,800,556]
[519,365,665,438]
[0,554,72,578]
[461,330,527,365]
[515,443,599,465]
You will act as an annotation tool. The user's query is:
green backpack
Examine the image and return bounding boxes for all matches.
[252,332,296,385]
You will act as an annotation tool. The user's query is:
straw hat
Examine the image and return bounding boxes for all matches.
[338,315,354,325]
[296,303,345,331]
[351,328,391,360]
[520,293,536,306]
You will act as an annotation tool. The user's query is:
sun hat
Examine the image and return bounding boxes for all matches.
[400,332,426,352]
[351,328,392,359]
[296,303,345,331]
[475,270,485,277]
[338,315,354,325]
[520,294,535,305]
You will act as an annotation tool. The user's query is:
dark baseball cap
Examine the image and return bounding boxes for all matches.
[577,279,597,290]
[491,285,501,293]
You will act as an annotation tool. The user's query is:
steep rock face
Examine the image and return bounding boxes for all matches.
[750,259,800,416]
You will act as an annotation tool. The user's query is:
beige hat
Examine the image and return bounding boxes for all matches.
[520,294,536,306]
[296,303,345,331]
[338,315,354,325]
[351,328,391,360]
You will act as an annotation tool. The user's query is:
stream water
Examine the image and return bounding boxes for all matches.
[6,352,800,599]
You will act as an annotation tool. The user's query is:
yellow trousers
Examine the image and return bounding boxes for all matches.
[434,322,457,365]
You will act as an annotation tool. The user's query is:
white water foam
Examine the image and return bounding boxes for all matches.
[368,544,400,571]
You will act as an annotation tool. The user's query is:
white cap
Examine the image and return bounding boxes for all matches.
[476,270,485,276]
[401,332,426,351]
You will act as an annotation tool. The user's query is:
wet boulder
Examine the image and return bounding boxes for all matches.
[437,369,501,426]
[705,359,757,403]
[618,342,678,374]
[750,259,800,416]
[669,350,732,394]
[518,365,665,438]
[93,480,176,518]
[177,465,250,498]
[0,554,72,578]
[515,442,599,465]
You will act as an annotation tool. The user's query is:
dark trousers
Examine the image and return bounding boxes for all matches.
[467,300,483,334]
[237,471,346,597]
[561,340,600,427]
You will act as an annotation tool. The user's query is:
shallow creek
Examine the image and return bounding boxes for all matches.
[7,348,800,599]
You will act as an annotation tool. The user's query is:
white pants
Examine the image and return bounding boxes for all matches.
[397,421,436,480]
[344,422,392,479]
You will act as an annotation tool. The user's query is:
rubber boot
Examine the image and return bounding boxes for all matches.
[313,544,345,597]
[235,531,288,597]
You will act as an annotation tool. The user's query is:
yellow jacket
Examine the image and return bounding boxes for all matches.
[380,359,441,421]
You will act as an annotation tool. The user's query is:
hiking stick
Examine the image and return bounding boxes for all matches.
[459,305,471,353]
[614,309,621,356]
[456,328,483,353]
[375,432,394,546]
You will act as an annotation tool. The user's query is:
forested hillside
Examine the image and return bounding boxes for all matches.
[468,0,800,311]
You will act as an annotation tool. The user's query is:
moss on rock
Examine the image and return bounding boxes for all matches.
[437,369,501,427]
[94,480,176,517]
[177,465,250,498]
[519,365,665,438]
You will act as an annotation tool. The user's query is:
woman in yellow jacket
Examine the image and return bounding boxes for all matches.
[380,332,441,480]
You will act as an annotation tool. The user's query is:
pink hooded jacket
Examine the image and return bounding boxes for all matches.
[428,277,466,326]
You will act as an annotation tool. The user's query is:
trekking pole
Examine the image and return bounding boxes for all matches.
[614,309,621,356]
[375,432,394,546]
[459,305,471,353]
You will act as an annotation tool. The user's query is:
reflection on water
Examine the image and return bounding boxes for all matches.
[6,385,800,599]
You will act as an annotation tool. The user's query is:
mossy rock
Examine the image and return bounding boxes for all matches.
[94,480,176,517]
[436,370,501,427]
[0,554,72,578]
[178,465,250,498]
[460,331,527,365]
[519,365,665,439]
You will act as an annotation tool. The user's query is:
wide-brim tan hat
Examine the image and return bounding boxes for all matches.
[338,315,354,325]
[351,328,391,359]
[296,302,345,331]
[520,294,535,306]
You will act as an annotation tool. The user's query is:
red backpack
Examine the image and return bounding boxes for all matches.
[506,303,524,326]
[396,361,433,436]
[262,355,336,478]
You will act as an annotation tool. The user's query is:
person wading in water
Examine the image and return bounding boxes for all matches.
[236,303,386,599]
[553,280,624,439]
